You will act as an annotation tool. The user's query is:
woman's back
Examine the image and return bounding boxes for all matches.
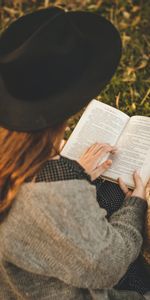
[0,157,147,299]
[0,6,149,300]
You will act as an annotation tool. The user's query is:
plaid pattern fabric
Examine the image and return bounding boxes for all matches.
[27,154,150,295]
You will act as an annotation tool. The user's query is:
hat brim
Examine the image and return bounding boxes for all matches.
[0,11,122,132]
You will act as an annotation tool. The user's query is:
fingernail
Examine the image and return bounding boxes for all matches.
[107,159,112,165]
[112,150,118,154]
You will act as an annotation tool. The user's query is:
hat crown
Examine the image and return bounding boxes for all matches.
[0,7,122,132]
[0,10,91,101]
[0,7,63,57]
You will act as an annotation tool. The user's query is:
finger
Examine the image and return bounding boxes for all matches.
[84,143,103,155]
[90,143,105,155]
[83,143,116,159]
[95,143,117,154]
[133,170,144,188]
[118,177,129,195]
[111,147,118,154]
[95,144,116,158]
[102,144,117,153]
[91,160,112,181]
[94,159,112,175]
[80,143,97,156]
[86,143,111,156]
[146,178,150,200]
[146,177,150,188]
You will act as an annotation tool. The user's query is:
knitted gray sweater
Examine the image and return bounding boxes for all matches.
[0,179,147,299]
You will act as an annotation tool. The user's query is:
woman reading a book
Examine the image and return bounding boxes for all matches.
[0,6,149,300]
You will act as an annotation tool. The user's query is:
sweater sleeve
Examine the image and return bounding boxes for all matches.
[2,179,147,289]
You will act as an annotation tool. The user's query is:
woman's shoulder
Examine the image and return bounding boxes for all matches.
[3,179,97,221]
[18,179,97,212]
[21,178,96,198]
[0,179,97,236]
[0,179,105,261]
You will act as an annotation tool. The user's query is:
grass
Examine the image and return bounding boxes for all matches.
[0,0,150,139]
[1,0,150,265]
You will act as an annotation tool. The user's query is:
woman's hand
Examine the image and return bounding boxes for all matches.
[77,142,117,181]
[118,171,147,201]
[146,178,150,206]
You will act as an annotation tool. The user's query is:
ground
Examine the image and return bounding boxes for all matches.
[0,0,149,138]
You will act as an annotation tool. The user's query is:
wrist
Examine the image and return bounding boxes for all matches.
[124,195,148,210]
[131,192,146,201]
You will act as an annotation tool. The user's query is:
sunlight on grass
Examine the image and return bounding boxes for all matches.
[0,0,149,139]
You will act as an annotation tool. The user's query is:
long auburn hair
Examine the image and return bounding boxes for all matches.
[0,122,66,221]
[0,121,150,266]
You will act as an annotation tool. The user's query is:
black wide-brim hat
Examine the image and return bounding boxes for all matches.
[0,6,122,132]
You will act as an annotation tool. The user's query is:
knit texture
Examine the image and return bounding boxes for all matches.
[31,155,150,294]
[0,159,147,299]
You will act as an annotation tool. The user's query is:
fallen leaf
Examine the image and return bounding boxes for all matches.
[132,6,140,13]
[131,15,141,27]
[123,11,130,19]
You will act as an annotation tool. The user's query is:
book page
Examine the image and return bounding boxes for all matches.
[104,116,150,188]
[61,99,129,163]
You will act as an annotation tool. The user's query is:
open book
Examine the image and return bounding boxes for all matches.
[61,99,150,188]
